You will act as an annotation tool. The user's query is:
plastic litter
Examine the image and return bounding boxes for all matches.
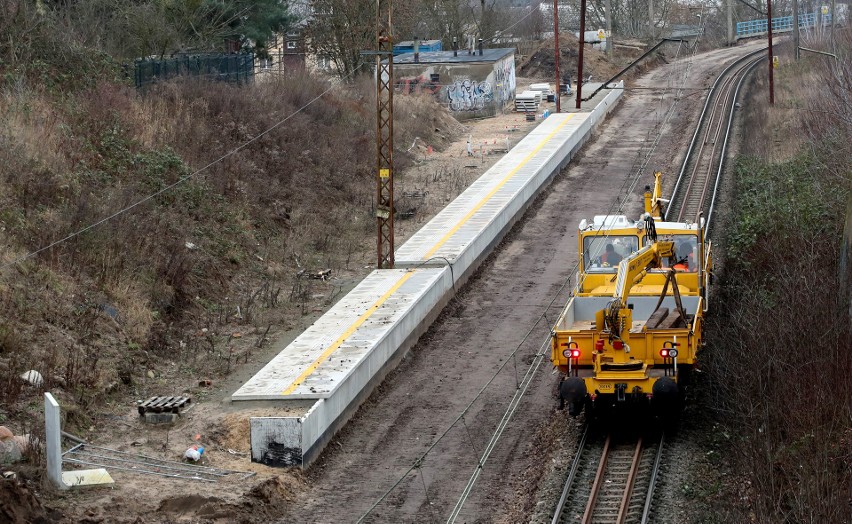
[184,445,205,462]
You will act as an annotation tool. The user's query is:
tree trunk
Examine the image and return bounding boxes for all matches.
[842,193,852,320]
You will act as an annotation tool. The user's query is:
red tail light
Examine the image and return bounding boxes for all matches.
[660,348,669,358]
[570,349,581,359]
[595,340,604,351]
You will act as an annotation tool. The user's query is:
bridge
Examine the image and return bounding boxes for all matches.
[737,10,834,39]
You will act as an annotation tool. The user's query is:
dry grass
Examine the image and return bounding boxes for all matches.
[703,27,852,523]
[0,48,459,444]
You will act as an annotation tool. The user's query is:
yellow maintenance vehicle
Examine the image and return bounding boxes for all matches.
[551,173,711,417]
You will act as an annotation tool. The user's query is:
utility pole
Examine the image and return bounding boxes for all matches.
[554,0,561,112]
[727,0,734,45]
[831,0,836,51]
[375,0,394,268]
[605,0,613,58]
[793,0,800,59]
[767,0,774,105]
[576,0,586,109]
[649,0,655,39]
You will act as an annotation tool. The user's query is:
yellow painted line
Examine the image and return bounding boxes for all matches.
[281,271,416,395]
[423,114,576,260]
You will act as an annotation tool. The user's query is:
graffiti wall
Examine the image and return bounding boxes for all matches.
[394,51,516,119]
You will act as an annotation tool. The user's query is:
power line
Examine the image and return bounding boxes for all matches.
[0,72,355,273]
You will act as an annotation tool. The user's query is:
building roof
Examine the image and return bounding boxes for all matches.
[390,48,514,65]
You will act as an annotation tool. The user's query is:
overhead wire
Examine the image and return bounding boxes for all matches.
[360,35,708,521]
[447,26,709,521]
[0,69,358,273]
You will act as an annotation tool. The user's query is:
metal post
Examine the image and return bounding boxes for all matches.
[793,0,800,59]
[553,0,561,113]
[576,0,586,109]
[375,0,394,269]
[605,0,613,58]
[831,0,836,51]
[649,0,655,38]
[727,0,734,45]
[767,0,775,105]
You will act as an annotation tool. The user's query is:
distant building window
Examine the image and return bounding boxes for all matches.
[287,41,297,50]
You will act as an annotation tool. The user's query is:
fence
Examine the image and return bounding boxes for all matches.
[132,53,255,88]
[737,11,833,39]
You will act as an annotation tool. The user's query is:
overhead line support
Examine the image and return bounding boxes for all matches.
[376,1,394,268]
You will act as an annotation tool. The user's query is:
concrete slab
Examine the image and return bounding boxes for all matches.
[394,112,592,280]
[233,267,451,401]
[61,469,114,487]
[243,267,453,467]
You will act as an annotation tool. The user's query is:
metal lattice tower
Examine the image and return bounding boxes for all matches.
[376,1,394,269]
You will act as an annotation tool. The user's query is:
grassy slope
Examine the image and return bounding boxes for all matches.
[687,30,852,523]
[0,44,455,442]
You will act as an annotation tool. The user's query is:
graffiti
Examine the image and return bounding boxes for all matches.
[446,79,492,112]
[493,58,516,105]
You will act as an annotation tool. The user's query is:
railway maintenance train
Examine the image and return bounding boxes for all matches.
[550,173,711,418]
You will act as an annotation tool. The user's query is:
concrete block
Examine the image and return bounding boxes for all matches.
[61,469,114,487]
[143,412,178,425]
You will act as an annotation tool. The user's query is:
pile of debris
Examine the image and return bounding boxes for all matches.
[0,427,32,464]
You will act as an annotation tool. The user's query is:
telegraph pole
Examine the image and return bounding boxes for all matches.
[793,0,800,59]
[375,0,394,268]
[605,0,613,58]
[649,0,655,38]
[767,0,775,105]
[553,0,561,112]
[727,0,734,45]
[576,0,586,109]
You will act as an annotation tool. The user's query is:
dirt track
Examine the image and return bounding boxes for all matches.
[279,40,767,523]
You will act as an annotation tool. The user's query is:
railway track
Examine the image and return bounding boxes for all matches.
[666,48,766,229]
[551,427,665,524]
[551,46,766,524]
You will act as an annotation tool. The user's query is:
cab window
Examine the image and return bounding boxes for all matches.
[583,236,640,272]
[645,234,698,272]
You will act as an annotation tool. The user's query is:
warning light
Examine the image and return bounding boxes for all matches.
[595,340,605,351]
[570,349,581,359]
[613,340,624,350]
[660,348,669,358]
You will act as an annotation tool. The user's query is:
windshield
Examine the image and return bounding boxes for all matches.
[645,234,699,272]
[583,235,640,272]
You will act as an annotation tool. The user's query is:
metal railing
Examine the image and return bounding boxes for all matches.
[132,53,255,88]
[736,11,833,38]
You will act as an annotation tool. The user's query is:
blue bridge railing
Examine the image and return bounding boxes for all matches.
[737,11,833,38]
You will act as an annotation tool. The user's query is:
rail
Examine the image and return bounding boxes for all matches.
[552,429,664,524]
[666,49,765,230]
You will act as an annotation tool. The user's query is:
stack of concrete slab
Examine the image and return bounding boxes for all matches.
[515,90,540,112]
[529,83,553,96]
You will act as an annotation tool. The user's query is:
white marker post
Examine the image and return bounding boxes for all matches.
[44,392,113,489]
[44,392,70,490]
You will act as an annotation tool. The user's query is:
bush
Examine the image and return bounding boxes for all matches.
[707,152,851,522]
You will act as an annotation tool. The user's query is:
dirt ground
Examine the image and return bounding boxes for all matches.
[2,40,766,523]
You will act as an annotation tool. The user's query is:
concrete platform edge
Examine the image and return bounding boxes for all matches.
[246,86,623,468]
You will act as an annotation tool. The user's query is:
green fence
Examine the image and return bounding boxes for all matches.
[133,53,255,88]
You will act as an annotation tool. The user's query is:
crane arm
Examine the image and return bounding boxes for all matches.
[612,241,675,306]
